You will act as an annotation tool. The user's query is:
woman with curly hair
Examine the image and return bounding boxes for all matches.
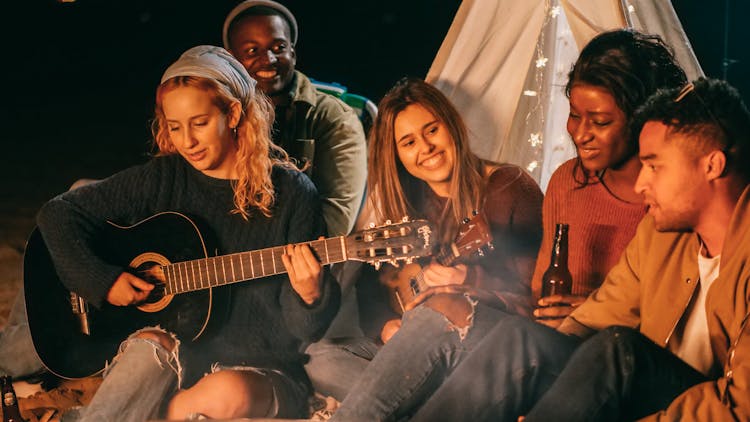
[36,45,340,421]
[532,29,687,326]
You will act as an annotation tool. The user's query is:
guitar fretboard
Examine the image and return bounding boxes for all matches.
[408,247,456,297]
[161,237,347,295]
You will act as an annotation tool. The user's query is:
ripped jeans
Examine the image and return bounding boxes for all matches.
[63,327,180,422]
[330,295,509,422]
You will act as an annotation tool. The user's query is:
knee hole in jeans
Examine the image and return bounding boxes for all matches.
[134,330,176,351]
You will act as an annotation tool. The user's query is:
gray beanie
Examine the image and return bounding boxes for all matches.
[222,0,299,50]
[161,45,256,107]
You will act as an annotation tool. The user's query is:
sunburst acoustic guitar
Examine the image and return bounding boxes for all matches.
[381,212,494,314]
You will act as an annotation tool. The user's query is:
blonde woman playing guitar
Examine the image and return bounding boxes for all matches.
[328,78,544,421]
[34,46,341,422]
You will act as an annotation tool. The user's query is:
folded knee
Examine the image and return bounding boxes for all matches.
[423,294,475,328]
[167,370,273,419]
[133,329,177,351]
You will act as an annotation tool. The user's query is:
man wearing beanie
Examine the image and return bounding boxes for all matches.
[223,1,375,403]
[223,0,367,239]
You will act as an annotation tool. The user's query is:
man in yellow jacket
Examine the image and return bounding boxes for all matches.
[409,77,750,421]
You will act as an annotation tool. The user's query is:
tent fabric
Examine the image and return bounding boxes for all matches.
[426,0,703,190]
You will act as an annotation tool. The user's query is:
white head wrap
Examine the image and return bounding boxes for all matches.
[160,45,256,107]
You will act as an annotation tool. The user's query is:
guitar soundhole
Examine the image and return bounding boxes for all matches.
[409,278,420,296]
[133,262,167,304]
[130,253,173,313]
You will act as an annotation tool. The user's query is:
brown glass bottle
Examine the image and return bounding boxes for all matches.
[1,376,24,422]
[541,223,572,298]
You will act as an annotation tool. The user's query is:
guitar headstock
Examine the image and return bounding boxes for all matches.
[346,218,435,269]
[448,211,493,263]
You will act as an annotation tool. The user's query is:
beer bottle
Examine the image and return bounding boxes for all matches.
[1,376,24,422]
[541,223,572,298]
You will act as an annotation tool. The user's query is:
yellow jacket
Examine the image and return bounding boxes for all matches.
[558,185,750,421]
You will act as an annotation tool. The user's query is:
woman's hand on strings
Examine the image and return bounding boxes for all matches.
[283,239,324,305]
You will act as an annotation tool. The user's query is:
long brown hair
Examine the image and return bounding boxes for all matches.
[152,76,293,219]
[368,77,486,242]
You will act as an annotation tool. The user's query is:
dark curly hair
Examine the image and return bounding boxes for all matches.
[566,29,687,184]
[632,77,750,181]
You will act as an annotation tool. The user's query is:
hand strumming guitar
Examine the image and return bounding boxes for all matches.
[379,261,469,344]
[107,272,155,306]
[281,239,324,305]
[422,261,468,287]
[532,294,587,328]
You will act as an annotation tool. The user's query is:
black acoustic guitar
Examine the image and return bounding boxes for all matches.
[24,211,434,379]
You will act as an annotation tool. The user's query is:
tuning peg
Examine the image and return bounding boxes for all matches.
[487,242,495,251]
[385,219,392,225]
[389,259,400,268]
[472,209,479,216]
[373,261,381,271]
[402,216,410,222]
[462,217,471,224]
[406,257,414,264]
[368,222,376,228]
[477,250,485,257]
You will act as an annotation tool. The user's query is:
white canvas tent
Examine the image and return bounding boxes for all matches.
[426,0,703,190]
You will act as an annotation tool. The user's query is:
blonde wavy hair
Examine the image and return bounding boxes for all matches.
[152,76,294,219]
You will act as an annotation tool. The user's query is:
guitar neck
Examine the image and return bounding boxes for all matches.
[161,237,347,295]
[435,245,457,267]
[409,245,457,295]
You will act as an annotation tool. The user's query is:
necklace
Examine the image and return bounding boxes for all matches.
[598,169,643,205]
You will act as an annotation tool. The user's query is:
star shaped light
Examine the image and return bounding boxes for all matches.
[535,56,548,68]
[529,132,542,147]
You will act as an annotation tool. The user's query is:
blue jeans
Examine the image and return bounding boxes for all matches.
[0,289,44,378]
[304,336,378,401]
[411,315,579,421]
[63,328,311,421]
[525,326,707,421]
[303,262,378,401]
[63,329,180,422]
[331,297,510,421]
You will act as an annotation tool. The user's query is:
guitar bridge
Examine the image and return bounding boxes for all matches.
[70,292,91,335]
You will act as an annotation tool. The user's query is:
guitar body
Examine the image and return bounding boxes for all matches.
[381,263,423,314]
[382,212,494,315]
[24,212,220,379]
[25,212,434,379]
[383,263,482,314]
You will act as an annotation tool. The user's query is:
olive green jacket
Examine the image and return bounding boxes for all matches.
[559,185,750,421]
[275,71,367,236]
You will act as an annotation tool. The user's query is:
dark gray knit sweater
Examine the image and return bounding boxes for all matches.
[37,155,340,386]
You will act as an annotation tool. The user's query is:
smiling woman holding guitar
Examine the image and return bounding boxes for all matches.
[32,45,342,421]
[329,78,544,421]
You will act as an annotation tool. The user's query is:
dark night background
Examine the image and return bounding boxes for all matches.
[1,0,748,250]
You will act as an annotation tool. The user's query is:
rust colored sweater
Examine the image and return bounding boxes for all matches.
[420,164,543,313]
[531,159,647,299]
